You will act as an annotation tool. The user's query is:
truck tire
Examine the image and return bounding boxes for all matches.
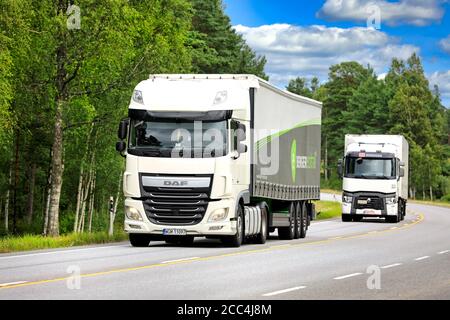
[278,202,295,240]
[294,202,301,239]
[221,205,244,247]
[254,206,268,244]
[299,202,307,239]
[386,215,399,223]
[400,201,406,221]
[129,234,151,247]
[342,214,352,222]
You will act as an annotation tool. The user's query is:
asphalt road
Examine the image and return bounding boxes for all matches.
[0,194,449,300]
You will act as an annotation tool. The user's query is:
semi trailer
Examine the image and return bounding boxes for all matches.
[116,74,322,247]
[338,135,409,223]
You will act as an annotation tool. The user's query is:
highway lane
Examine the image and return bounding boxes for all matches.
[0,195,449,300]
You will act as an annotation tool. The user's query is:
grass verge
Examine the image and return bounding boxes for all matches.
[0,232,128,254]
[314,201,342,220]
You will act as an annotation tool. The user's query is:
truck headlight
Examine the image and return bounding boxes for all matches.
[132,90,144,104]
[385,197,397,205]
[208,208,229,222]
[343,196,353,203]
[125,206,143,221]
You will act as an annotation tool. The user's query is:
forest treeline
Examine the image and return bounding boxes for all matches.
[0,0,448,238]
[287,55,449,201]
[0,0,266,236]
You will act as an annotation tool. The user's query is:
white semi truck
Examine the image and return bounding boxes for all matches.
[338,135,409,223]
[116,74,322,247]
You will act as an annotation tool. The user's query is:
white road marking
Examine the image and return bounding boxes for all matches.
[161,257,200,264]
[0,281,28,287]
[329,236,343,240]
[438,250,449,255]
[390,227,398,230]
[262,286,306,297]
[0,245,130,260]
[334,273,363,280]
[381,263,402,269]
[415,256,430,261]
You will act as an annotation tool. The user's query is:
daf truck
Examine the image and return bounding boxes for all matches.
[338,135,409,223]
[115,74,322,247]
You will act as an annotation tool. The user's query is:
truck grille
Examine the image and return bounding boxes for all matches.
[141,184,212,226]
[355,196,384,210]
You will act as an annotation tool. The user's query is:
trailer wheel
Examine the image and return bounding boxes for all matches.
[278,202,295,240]
[221,205,244,247]
[294,202,301,239]
[129,234,151,247]
[254,206,268,244]
[299,202,307,239]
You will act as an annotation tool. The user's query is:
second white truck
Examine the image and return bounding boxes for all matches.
[338,135,409,223]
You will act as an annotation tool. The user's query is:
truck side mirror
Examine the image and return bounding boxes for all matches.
[399,161,405,178]
[337,159,343,178]
[118,118,129,140]
[235,122,247,156]
[116,141,126,155]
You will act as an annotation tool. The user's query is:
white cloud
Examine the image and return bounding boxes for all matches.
[316,0,445,26]
[235,24,419,86]
[429,70,450,107]
[440,35,450,54]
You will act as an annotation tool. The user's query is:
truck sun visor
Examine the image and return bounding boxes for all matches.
[128,109,233,122]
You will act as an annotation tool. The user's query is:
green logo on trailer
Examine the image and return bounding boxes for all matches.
[291,140,297,183]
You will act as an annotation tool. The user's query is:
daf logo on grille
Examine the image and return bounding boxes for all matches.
[164,181,188,187]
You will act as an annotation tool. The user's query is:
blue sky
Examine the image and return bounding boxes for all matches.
[224,0,450,107]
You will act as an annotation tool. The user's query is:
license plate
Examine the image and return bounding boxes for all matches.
[163,229,187,236]
[363,210,377,215]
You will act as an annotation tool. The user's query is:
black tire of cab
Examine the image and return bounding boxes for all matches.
[254,205,268,244]
[221,205,245,247]
[129,234,151,247]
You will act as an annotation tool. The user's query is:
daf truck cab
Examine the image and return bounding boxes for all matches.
[338,135,409,223]
[116,74,322,247]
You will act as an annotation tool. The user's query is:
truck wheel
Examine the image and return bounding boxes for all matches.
[278,202,295,240]
[255,206,268,244]
[342,214,352,222]
[294,202,301,239]
[299,202,307,239]
[400,201,406,221]
[386,215,399,223]
[221,205,244,247]
[129,234,151,247]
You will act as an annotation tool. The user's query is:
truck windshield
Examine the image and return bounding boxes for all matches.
[345,157,395,179]
[128,120,228,158]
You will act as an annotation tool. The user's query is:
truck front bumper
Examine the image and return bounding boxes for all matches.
[124,198,237,236]
[342,192,398,217]
[342,202,398,216]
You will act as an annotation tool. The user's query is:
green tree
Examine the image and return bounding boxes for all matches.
[190,0,267,78]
